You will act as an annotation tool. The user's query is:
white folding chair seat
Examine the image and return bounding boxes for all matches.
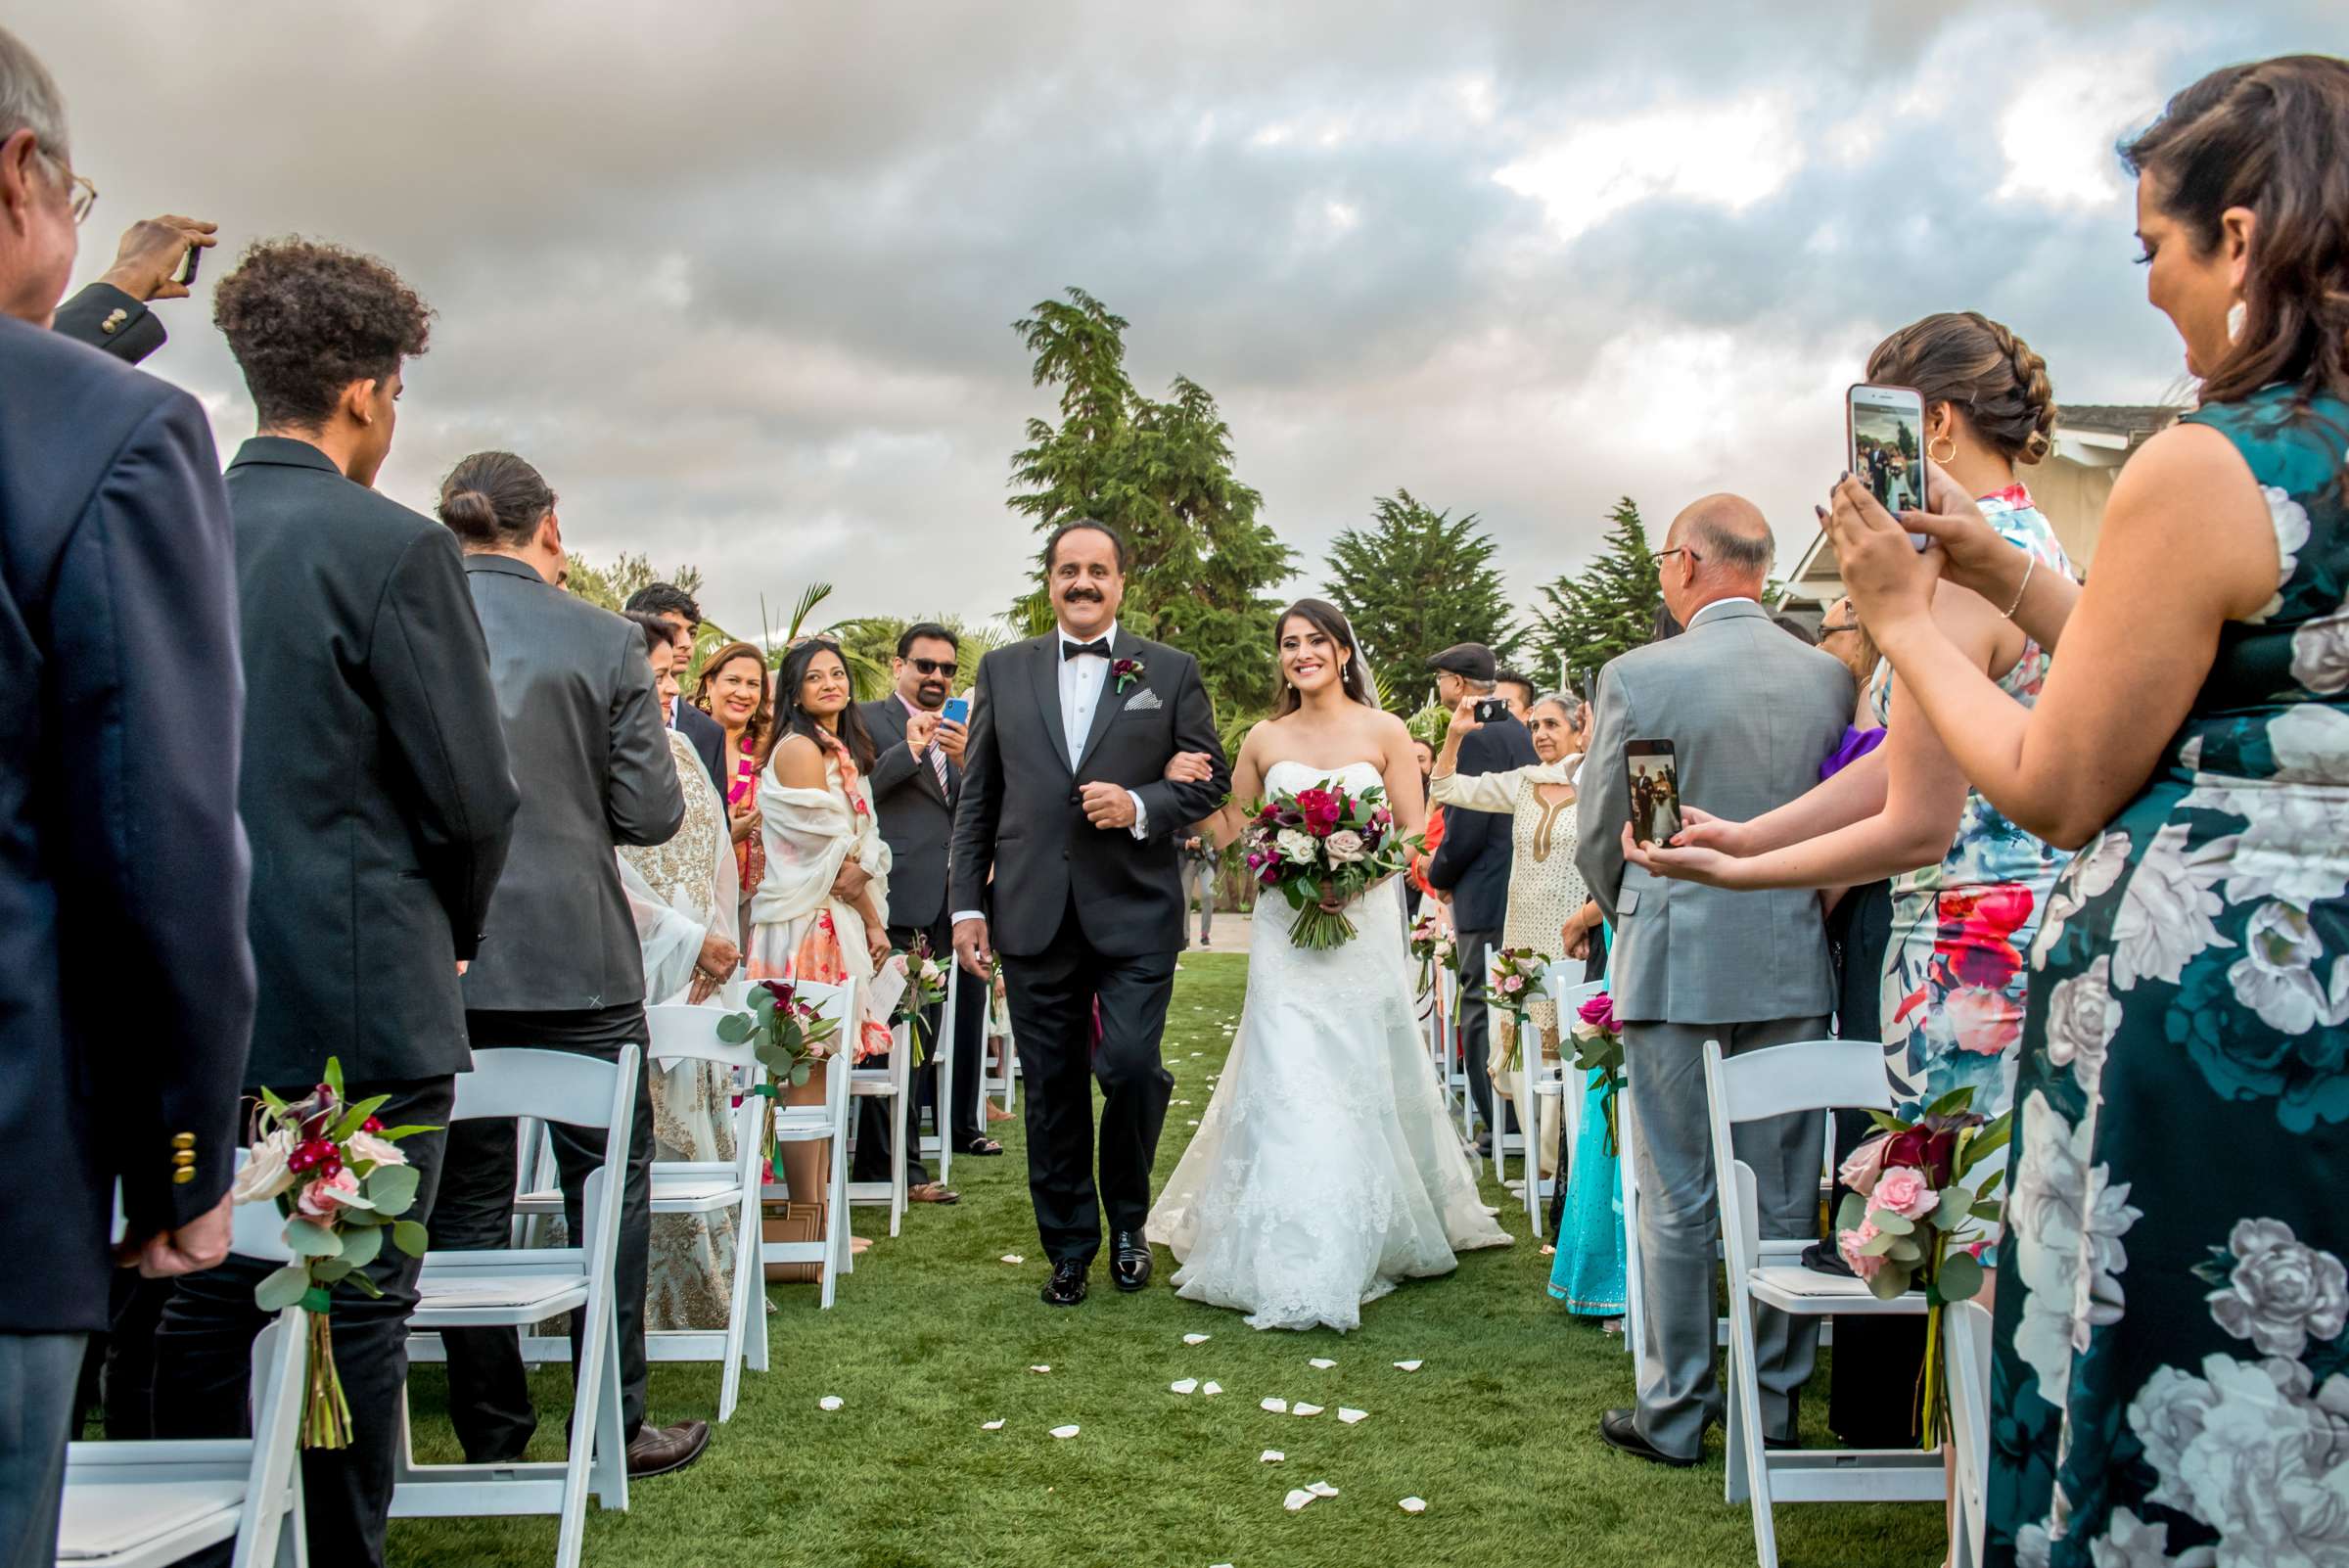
[396,1045,640,1568]
[847,1013,913,1235]
[63,1176,306,1568]
[758,978,858,1308]
[1703,1037,1943,1568]
[916,965,961,1186]
[1945,1298,1995,1568]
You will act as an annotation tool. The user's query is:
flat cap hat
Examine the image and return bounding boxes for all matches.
[1424,643,1497,681]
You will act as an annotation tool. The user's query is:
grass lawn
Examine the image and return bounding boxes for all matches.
[392,951,1943,1568]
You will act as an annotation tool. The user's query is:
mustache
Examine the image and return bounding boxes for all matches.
[1062,587,1104,602]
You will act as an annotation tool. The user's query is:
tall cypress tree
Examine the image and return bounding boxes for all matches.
[1322,489,1521,712]
[1529,498,1662,690]
[1006,288,1295,716]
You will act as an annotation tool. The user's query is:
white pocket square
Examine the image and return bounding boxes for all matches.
[1123,689,1163,713]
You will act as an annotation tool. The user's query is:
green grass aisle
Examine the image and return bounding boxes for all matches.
[393,951,1944,1567]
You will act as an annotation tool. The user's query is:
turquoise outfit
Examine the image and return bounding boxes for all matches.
[1987,389,2349,1565]
[1548,924,1628,1316]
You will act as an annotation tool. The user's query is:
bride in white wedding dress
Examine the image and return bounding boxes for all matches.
[1145,600,1508,1332]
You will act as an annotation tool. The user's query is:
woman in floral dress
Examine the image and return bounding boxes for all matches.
[1829,56,2349,1564]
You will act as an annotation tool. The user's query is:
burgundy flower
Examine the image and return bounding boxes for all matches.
[760,979,797,1009]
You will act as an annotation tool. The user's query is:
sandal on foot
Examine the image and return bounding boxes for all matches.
[959,1137,1005,1157]
[909,1181,960,1205]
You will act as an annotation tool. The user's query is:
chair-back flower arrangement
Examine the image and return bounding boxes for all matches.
[1566,991,1627,1153]
[717,979,841,1175]
[1487,946,1551,1071]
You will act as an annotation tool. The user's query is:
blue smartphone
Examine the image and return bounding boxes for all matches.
[942,697,970,725]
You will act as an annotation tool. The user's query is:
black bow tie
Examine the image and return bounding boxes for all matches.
[1062,638,1111,661]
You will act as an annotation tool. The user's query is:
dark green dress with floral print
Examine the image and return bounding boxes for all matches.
[1987,386,2349,1566]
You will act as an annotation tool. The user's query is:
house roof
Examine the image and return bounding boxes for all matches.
[2057,404,2182,445]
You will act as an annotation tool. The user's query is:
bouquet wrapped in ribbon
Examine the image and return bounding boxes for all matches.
[1832,1085,2010,1446]
[231,1058,434,1448]
[1567,990,1626,1154]
[1242,777,1416,949]
[1487,945,1551,1070]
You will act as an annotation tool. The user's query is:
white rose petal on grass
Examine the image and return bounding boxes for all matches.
[1393,1360,1423,1371]
[1261,1449,1285,1463]
[1337,1407,1368,1424]
[1400,1497,1428,1514]
[1292,1403,1324,1417]
[1000,1254,1025,1265]
[1261,1398,1289,1413]
[1308,1357,1336,1369]
[1050,1424,1081,1439]
[981,1419,1004,1431]
[1307,1481,1340,1499]
[1283,1489,1317,1512]
[818,1396,844,1411]
[1171,1378,1199,1395]
[1183,1332,1212,1345]
[1203,1381,1223,1396]
[1029,1364,1051,1373]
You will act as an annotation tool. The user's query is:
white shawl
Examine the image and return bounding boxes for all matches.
[749,750,894,985]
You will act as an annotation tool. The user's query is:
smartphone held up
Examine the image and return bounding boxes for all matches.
[1846,383,1933,551]
[1626,739,1681,847]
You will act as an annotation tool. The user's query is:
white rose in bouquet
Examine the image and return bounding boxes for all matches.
[1275,828,1318,865]
[1324,829,1366,864]
[232,1129,297,1204]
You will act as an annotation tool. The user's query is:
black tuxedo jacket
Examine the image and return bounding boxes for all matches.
[673,694,726,799]
[0,318,253,1329]
[949,630,1228,958]
[859,696,960,932]
[230,438,520,1086]
[52,282,166,364]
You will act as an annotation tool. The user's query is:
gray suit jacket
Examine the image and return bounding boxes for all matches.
[458,555,685,1013]
[1575,599,1854,1026]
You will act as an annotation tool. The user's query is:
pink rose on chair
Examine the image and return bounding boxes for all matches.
[295,1165,363,1221]
[1576,992,1617,1033]
[1941,984,2024,1058]
[1872,1166,1939,1222]
[1838,1133,1890,1196]
[1836,1220,1886,1282]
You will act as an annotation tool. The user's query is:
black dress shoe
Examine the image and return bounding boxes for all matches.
[1110,1230,1153,1293]
[1598,1408,1698,1468]
[1041,1259,1088,1307]
[626,1418,710,1478]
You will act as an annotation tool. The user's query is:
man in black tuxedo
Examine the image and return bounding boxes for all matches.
[858,623,995,1198]
[0,39,252,1558]
[149,238,522,1568]
[949,521,1229,1307]
[1422,642,1537,1153]
[625,581,725,798]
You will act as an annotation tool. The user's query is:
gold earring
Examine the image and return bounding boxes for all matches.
[1928,434,1957,465]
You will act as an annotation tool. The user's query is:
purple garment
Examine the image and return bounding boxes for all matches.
[1819,724,1886,781]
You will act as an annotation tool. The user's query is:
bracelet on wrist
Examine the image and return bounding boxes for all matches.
[2001,552,2037,620]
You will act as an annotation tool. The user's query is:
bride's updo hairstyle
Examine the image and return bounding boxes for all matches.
[1271,598,1374,717]
[1865,311,2058,467]
[437,449,556,551]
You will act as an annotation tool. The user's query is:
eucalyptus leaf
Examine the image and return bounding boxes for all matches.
[1860,1228,1902,1257]
[715,1013,754,1044]
[1871,1209,1915,1236]
[338,1223,384,1269]
[284,1218,342,1258]
[1865,1267,1911,1303]
[255,1264,311,1312]
[790,1063,812,1086]
[367,1163,421,1218]
[1938,1251,1985,1303]
[312,1256,356,1283]
[392,1221,430,1258]
[1970,1200,2005,1224]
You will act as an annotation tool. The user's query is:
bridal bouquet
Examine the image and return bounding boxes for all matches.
[1242,778,1416,949]
[1567,990,1626,1154]
[1487,946,1551,1070]
[231,1059,434,1448]
[1832,1085,2010,1446]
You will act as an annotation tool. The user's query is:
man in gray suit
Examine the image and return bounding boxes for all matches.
[426,450,710,1479]
[1575,494,1854,1466]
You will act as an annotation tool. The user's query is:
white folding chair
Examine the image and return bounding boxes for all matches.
[1437,962,1474,1139]
[64,1176,307,1568]
[1703,1037,1944,1568]
[919,965,962,1187]
[759,977,857,1308]
[396,1045,639,1568]
[1945,1298,1995,1568]
[517,1005,768,1421]
[1520,974,1604,1236]
[848,1015,913,1236]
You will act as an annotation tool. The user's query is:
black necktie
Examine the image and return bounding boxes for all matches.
[1062,638,1110,661]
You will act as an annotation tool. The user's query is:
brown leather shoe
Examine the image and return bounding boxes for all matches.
[626,1418,710,1479]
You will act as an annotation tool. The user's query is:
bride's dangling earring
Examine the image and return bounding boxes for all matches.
[2226,300,2247,345]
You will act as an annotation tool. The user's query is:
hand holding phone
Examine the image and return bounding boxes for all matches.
[1472,697,1509,723]
[1846,383,1933,551]
[941,696,970,725]
[1625,739,1682,847]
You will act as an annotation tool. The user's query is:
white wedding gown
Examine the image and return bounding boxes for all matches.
[1145,760,1510,1332]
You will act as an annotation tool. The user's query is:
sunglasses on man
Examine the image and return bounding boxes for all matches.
[904,657,958,677]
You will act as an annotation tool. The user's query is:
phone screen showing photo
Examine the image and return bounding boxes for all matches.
[1848,384,1926,516]
[1627,741,1681,847]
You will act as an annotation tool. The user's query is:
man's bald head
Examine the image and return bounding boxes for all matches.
[1659,492,1775,623]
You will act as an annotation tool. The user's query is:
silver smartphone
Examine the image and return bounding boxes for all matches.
[1847,383,1932,550]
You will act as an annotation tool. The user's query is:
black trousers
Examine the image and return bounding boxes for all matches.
[75,1268,171,1439]
[852,918,986,1183]
[1456,925,1513,1138]
[153,1075,456,1568]
[434,1004,655,1457]
[1000,898,1176,1263]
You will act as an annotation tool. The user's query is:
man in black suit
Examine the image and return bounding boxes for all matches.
[51,211,217,363]
[625,581,725,798]
[949,521,1229,1307]
[148,237,522,1568]
[859,623,995,1199]
[431,450,706,1480]
[1422,642,1537,1152]
[0,37,252,1560]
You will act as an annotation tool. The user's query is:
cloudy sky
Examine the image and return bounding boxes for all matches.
[23,2,2330,641]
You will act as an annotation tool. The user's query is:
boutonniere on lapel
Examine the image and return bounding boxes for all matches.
[1111,656,1146,695]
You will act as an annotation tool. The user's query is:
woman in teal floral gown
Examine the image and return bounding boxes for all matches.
[1828,57,2349,1565]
